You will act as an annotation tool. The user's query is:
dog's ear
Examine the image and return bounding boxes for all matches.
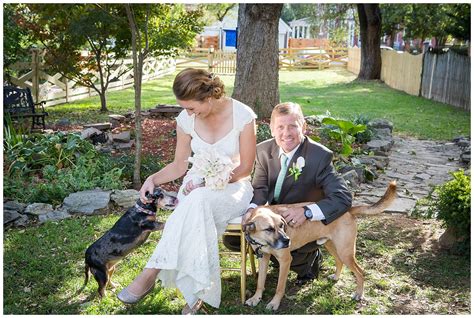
[242,222,256,233]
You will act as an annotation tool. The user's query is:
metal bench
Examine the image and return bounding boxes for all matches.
[3,86,48,130]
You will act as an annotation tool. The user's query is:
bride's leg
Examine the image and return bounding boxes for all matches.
[117,268,160,304]
[126,268,160,295]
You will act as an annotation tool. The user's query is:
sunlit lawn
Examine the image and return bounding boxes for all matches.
[45,68,470,141]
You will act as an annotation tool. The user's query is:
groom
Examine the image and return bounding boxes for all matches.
[224,102,352,284]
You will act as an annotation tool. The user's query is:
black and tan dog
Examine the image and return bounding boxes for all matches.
[84,188,177,297]
[243,181,397,310]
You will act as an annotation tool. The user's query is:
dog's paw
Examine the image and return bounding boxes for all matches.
[265,300,280,311]
[108,280,119,289]
[327,274,339,281]
[245,295,261,307]
[351,292,363,301]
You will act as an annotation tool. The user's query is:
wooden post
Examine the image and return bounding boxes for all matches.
[208,47,214,72]
[30,48,41,103]
[64,76,69,103]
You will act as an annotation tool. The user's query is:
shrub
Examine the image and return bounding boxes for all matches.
[435,170,470,239]
[414,170,471,255]
[256,122,272,144]
[321,116,367,157]
[3,132,128,205]
[351,114,374,144]
[4,132,96,175]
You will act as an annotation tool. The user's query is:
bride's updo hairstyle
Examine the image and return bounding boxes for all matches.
[173,68,225,102]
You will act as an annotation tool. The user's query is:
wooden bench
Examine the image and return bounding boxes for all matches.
[3,86,48,130]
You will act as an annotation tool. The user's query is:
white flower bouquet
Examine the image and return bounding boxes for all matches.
[187,149,234,190]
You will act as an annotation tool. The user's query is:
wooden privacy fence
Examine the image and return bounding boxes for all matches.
[347,47,361,75]
[381,50,423,96]
[421,51,470,111]
[347,47,470,111]
[279,47,348,70]
[7,49,176,106]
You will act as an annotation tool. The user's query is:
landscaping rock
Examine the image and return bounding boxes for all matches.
[112,131,131,143]
[372,127,392,140]
[4,209,22,224]
[115,140,134,150]
[368,118,393,132]
[342,169,359,187]
[111,189,140,208]
[366,139,393,155]
[63,190,111,215]
[24,203,54,216]
[81,127,103,139]
[357,155,389,170]
[4,201,27,214]
[460,147,470,164]
[453,136,470,149]
[83,123,112,131]
[13,214,30,227]
[38,208,72,224]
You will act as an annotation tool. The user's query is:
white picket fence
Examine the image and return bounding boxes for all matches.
[7,49,176,106]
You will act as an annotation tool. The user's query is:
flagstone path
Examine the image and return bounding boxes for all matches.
[353,136,467,214]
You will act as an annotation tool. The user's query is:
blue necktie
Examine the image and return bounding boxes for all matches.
[274,154,288,201]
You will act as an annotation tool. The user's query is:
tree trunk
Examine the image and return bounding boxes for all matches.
[232,4,282,119]
[357,4,382,80]
[125,5,143,190]
[132,54,143,190]
[99,92,108,112]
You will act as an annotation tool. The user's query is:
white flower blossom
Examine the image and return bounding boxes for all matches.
[296,156,305,170]
[187,148,234,190]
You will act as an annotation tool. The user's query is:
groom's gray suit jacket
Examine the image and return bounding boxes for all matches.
[251,136,352,225]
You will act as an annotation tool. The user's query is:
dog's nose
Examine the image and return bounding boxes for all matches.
[279,236,290,248]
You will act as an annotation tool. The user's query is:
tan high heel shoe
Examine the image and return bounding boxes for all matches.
[181,299,203,315]
[117,282,155,304]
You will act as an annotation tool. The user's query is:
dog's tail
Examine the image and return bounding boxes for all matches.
[349,181,397,216]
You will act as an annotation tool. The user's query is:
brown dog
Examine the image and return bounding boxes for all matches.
[243,181,397,310]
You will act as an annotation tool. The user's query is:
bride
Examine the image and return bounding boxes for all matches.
[117,68,257,314]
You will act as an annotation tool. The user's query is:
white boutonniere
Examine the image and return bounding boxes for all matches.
[288,156,305,181]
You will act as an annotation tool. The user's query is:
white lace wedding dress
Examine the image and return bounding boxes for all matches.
[145,99,256,308]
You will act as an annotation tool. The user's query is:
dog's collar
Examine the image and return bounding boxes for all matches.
[245,232,266,259]
[134,203,156,216]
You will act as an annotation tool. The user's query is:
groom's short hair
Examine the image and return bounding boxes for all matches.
[270,102,306,127]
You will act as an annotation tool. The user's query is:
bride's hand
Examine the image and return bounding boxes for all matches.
[182,179,204,196]
[139,177,156,203]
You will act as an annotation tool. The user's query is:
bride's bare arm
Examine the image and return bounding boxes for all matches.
[229,120,256,183]
[140,126,191,201]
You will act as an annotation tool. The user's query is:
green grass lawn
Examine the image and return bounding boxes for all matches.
[5,67,470,314]
[3,213,469,314]
[45,68,470,141]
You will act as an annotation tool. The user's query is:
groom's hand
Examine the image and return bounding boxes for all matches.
[282,207,305,228]
[241,208,254,226]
